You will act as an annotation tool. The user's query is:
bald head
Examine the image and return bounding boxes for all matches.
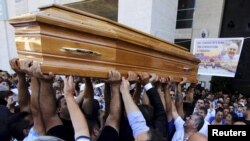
[188,133,207,141]
[233,121,246,125]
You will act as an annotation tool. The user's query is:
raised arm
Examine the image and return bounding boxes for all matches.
[75,79,85,105]
[127,71,141,105]
[157,78,166,111]
[164,76,173,120]
[138,73,166,117]
[64,76,90,139]
[175,77,187,119]
[138,72,168,138]
[16,59,46,135]
[9,58,30,113]
[103,82,111,121]
[120,76,150,139]
[104,70,122,132]
[81,77,95,118]
[184,84,195,104]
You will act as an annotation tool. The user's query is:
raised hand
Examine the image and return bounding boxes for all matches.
[120,77,130,95]
[32,61,54,80]
[127,71,138,83]
[149,73,159,84]
[108,70,121,83]
[9,58,21,73]
[159,77,167,84]
[18,59,33,75]
[179,77,187,85]
[138,72,150,85]
[64,76,75,98]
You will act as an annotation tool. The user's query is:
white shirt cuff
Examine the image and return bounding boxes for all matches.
[144,83,153,91]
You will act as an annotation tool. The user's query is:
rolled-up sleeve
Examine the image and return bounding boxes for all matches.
[127,111,150,137]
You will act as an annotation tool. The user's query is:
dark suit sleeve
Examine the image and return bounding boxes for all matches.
[146,87,168,138]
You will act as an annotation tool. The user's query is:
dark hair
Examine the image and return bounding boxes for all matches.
[216,101,223,107]
[216,107,224,114]
[1,71,10,78]
[148,128,165,141]
[7,112,30,140]
[229,112,238,123]
[199,106,208,115]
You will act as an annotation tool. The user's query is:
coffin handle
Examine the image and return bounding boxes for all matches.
[61,47,101,56]
[183,67,192,71]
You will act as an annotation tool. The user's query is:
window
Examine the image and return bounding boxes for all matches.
[176,0,195,29]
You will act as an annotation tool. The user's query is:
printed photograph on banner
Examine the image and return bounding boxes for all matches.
[193,38,244,77]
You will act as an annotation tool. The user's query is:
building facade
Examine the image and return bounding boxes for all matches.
[0,0,230,90]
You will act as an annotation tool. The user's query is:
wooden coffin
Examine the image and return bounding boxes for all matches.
[8,4,200,82]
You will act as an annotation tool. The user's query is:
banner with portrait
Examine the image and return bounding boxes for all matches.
[193,38,244,77]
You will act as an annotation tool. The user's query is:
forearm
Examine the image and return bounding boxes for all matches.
[104,83,111,119]
[164,86,172,112]
[121,91,140,114]
[141,91,150,105]
[30,77,40,113]
[171,101,179,120]
[75,90,84,106]
[157,87,166,111]
[109,84,121,116]
[17,74,30,112]
[82,78,94,115]
[175,92,184,118]
[39,79,57,120]
[66,96,90,138]
[105,84,121,132]
[186,88,194,103]
[132,83,142,104]
[146,87,166,118]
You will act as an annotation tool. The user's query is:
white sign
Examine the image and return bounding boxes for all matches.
[193,38,244,77]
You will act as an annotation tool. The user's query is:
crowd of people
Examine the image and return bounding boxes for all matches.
[0,58,250,141]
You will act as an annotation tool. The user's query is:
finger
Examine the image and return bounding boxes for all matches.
[108,70,112,79]
[69,76,73,85]
[122,76,125,81]
[117,71,121,79]
[114,70,119,79]
[64,76,68,86]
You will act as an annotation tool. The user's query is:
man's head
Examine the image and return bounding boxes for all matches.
[32,136,64,141]
[215,101,223,109]
[0,71,10,80]
[198,107,208,118]
[56,96,70,119]
[195,99,205,109]
[135,129,165,141]
[226,42,238,59]
[223,107,230,118]
[229,104,234,112]
[225,112,238,125]
[169,90,175,100]
[184,113,204,132]
[215,107,224,122]
[233,121,247,125]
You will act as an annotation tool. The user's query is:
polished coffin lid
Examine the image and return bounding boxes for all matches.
[8,4,200,82]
